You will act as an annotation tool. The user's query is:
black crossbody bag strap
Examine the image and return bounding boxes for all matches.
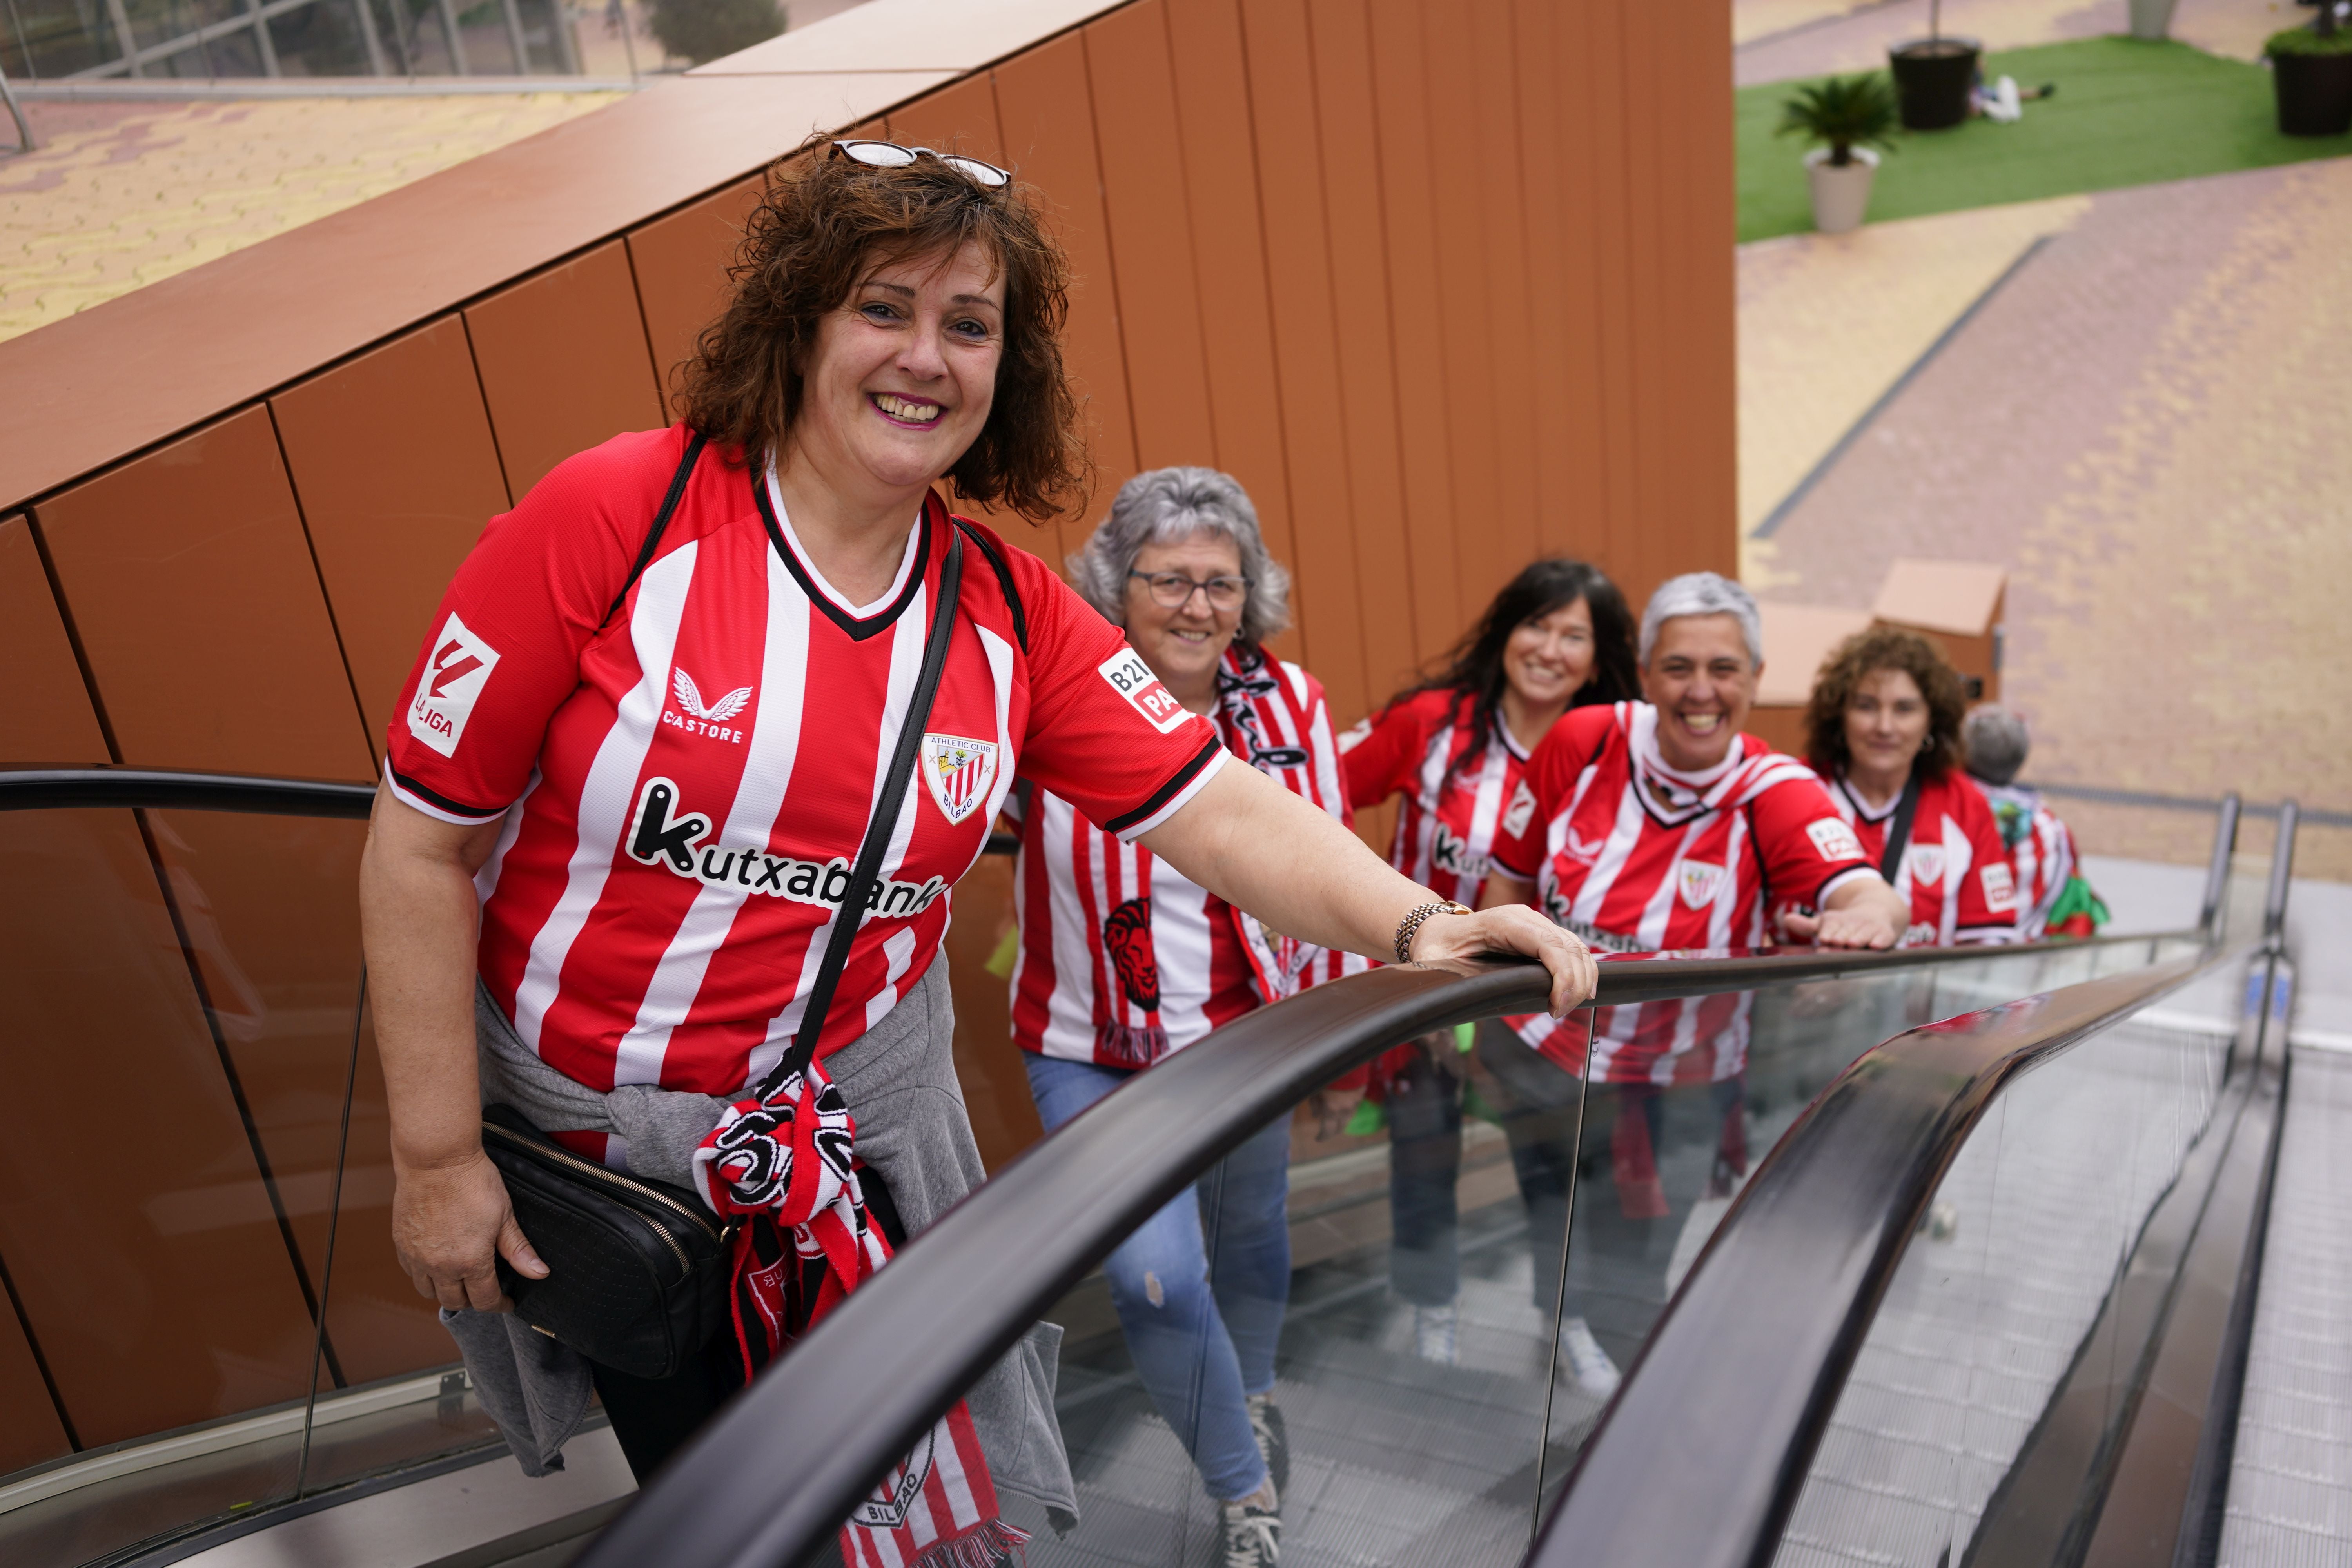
[598,432,709,631]
[1878,767,1925,881]
[753,530,966,1100]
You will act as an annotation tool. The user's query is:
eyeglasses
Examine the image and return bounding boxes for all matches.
[830,139,1011,189]
[1129,570,1250,612]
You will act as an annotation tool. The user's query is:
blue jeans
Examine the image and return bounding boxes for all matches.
[1024,1052,1291,1503]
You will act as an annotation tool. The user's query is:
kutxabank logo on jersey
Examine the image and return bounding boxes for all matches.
[626,777,946,916]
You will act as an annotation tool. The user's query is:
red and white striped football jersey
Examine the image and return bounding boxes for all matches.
[1490,703,1876,1084]
[1341,687,1533,907]
[385,426,1225,1098]
[1009,645,1367,1066]
[1818,769,2016,946]
[1978,780,2082,940]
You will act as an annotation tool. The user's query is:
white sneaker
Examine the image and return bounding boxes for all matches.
[1412,1301,1461,1365]
[1221,1489,1281,1566]
[1558,1316,1621,1398]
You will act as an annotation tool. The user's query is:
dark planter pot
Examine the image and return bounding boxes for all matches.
[2273,50,2352,136]
[1889,37,1982,130]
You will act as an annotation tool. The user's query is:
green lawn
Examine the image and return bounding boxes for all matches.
[1739,36,2352,242]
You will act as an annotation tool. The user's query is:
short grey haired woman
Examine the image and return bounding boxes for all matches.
[1002,467,1352,1565]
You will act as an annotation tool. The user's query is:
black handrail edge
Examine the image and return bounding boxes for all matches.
[0,765,377,817]
[573,796,2243,1568]
[0,765,1025,853]
[1528,803,2278,1568]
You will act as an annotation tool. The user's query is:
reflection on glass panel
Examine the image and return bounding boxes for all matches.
[1769,997,2233,1567]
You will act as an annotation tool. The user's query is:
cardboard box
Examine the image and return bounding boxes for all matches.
[1748,602,1873,758]
[1871,559,2006,703]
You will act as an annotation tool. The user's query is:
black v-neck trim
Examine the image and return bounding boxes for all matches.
[1833,772,1900,824]
[754,473,935,641]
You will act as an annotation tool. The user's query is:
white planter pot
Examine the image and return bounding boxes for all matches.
[1804,145,1879,234]
[2128,0,2177,40]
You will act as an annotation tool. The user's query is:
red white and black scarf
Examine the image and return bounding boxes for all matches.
[693,1061,1028,1568]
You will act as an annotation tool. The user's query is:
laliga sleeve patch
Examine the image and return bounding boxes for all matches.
[1980,861,2018,913]
[1501,781,1537,840]
[1806,817,1865,863]
[1097,646,1191,734]
[407,612,500,758]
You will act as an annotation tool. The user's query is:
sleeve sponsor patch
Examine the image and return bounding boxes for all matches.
[407,611,500,758]
[1980,861,2018,913]
[1096,646,1191,735]
[1806,817,1865,863]
[1502,781,1537,840]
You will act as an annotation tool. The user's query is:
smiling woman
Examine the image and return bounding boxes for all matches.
[355,133,1592,1568]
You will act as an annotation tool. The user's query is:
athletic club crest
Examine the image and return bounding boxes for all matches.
[920,733,998,826]
[1678,860,1726,911]
[1906,844,1947,886]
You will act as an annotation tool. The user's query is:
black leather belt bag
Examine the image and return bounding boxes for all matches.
[483,1103,733,1380]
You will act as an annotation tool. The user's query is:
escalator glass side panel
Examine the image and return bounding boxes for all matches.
[1767,990,2236,1568]
[0,803,472,1566]
[768,947,2135,1567]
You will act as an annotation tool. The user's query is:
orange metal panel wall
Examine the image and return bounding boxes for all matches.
[628,176,768,419]
[0,515,111,766]
[36,408,377,781]
[464,240,668,499]
[271,317,513,753]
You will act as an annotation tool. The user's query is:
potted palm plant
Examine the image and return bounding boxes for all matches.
[1889,0,1981,129]
[2268,9,2352,136]
[1780,73,1900,234]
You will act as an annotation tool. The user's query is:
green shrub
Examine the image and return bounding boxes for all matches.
[646,0,781,65]
[1777,73,1901,166]
[2265,25,2352,57]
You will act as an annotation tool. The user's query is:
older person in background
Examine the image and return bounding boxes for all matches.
[1473,572,1908,1396]
[1964,704,2109,938]
[1801,626,2016,947]
[1004,467,1360,1567]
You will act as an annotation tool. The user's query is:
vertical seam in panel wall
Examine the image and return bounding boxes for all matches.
[618,234,675,426]
[1352,0,1423,666]
[264,404,381,773]
[1076,29,1146,513]
[1153,0,1220,473]
[459,312,519,508]
[0,1245,82,1452]
[21,508,124,766]
[128,804,348,1390]
[1226,0,1314,673]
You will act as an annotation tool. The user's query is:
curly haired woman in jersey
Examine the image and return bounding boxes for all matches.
[360,133,1593,1567]
[1340,560,1637,1370]
[1800,626,2016,947]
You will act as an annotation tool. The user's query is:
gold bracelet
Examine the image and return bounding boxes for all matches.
[1394,899,1474,964]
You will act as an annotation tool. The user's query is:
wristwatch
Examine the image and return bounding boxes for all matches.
[1394,899,1475,964]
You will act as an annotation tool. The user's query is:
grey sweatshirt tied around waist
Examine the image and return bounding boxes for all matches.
[441,953,1074,1523]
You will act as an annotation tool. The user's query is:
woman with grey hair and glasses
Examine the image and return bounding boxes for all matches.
[1001,467,1349,1564]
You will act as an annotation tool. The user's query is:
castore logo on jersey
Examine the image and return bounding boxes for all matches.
[664,668,753,743]
[626,777,946,916]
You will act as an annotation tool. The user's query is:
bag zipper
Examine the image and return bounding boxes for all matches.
[483,1121,725,1273]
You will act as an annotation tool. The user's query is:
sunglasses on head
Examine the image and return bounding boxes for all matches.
[829,139,1011,189]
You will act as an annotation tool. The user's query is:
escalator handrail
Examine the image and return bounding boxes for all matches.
[0,765,377,817]
[573,931,2215,1568]
[1524,944,2228,1568]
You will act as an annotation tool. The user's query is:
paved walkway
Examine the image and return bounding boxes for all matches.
[0,93,619,343]
[1744,158,2352,879]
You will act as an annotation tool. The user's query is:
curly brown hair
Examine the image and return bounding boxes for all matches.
[675,135,1089,522]
[1803,625,1970,781]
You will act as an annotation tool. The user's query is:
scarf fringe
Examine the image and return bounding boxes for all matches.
[900,1518,1033,1568]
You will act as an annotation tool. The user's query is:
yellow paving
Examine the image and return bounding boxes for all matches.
[1739,192,2089,583]
[0,93,621,343]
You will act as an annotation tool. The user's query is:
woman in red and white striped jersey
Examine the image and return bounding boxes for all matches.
[1340,560,1637,1365]
[1007,467,1358,1553]
[359,140,1594,1546]
[1800,626,2017,947]
[1475,572,1910,1398]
